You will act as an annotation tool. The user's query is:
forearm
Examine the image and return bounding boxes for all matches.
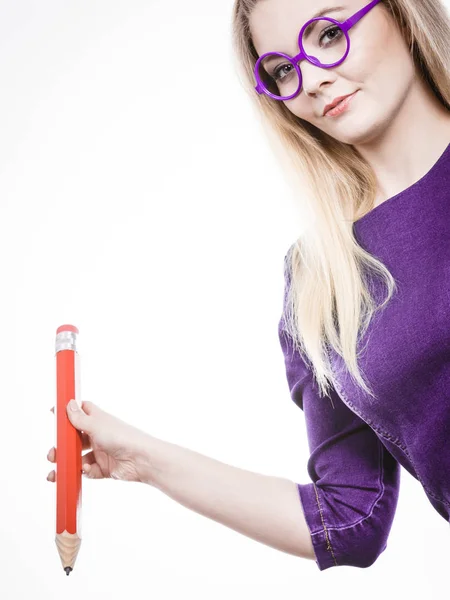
[138,435,315,561]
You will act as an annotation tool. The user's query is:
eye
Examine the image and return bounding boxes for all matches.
[273,63,295,81]
[319,25,343,46]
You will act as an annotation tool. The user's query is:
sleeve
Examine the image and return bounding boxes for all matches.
[278,254,401,571]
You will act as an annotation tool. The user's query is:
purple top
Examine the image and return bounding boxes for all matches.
[278,142,450,571]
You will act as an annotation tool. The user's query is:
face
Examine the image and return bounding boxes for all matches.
[249,0,417,147]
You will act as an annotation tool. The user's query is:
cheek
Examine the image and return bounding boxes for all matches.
[283,95,315,121]
[351,17,411,90]
[357,42,414,108]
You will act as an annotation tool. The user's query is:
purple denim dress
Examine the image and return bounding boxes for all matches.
[278,142,450,571]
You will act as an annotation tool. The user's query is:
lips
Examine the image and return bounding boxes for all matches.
[323,92,357,116]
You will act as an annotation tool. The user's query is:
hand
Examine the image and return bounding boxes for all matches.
[46,400,155,484]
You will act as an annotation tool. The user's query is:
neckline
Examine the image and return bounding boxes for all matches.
[353,142,450,228]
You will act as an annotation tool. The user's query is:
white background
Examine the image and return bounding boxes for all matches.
[1,1,448,598]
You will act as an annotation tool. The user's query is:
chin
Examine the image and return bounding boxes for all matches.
[329,115,385,147]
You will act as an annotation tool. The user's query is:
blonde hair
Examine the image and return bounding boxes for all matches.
[231,0,450,400]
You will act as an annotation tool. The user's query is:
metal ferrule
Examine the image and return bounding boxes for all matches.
[55,330,78,353]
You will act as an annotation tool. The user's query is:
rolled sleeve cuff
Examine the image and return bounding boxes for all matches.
[297,478,395,571]
[297,482,339,571]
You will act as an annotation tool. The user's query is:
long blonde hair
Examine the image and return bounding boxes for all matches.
[231,0,450,401]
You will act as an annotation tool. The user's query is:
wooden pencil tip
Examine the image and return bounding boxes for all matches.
[64,567,73,576]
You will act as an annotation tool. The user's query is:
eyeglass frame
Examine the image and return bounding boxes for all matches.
[254,0,382,101]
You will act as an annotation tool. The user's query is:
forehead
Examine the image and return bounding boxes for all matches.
[249,0,353,56]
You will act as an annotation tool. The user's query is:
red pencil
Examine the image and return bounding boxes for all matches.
[54,324,82,575]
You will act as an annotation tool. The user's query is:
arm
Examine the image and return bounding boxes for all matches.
[138,434,316,560]
[278,249,401,571]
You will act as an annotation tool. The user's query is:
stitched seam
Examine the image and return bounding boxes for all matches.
[334,377,450,507]
[313,483,339,566]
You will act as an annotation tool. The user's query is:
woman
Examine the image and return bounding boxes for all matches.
[46,0,450,572]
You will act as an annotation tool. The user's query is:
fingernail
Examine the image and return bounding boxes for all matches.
[68,399,78,411]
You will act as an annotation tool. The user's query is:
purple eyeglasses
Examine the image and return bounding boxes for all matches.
[254,0,382,101]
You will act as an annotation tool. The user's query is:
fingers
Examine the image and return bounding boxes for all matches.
[48,402,97,482]
[47,431,93,465]
[46,467,89,482]
[49,405,92,450]
[47,403,94,484]
[51,400,99,416]
[80,432,91,450]
[80,462,103,479]
[47,457,95,482]
[47,447,56,462]
[81,450,96,469]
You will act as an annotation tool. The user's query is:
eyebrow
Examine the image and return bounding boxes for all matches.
[310,5,347,20]
[302,5,347,41]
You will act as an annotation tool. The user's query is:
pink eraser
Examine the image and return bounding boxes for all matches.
[56,324,79,335]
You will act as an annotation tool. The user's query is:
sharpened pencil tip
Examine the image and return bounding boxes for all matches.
[64,567,73,576]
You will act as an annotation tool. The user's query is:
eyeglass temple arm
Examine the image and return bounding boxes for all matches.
[342,0,381,32]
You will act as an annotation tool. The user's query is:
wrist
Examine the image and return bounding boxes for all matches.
[135,433,167,487]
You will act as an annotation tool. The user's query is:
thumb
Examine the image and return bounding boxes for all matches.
[67,399,92,434]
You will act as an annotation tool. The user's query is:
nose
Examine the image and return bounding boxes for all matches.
[299,61,336,97]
